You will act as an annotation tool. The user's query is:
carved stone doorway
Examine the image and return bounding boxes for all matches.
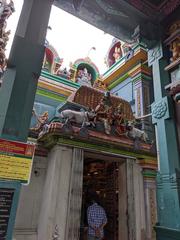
[62,149,145,240]
[80,151,130,240]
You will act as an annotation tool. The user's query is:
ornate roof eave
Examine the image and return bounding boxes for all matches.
[53,0,155,44]
[39,76,78,96]
[103,45,148,86]
[165,79,180,103]
[41,71,80,89]
[53,0,180,45]
[36,71,80,102]
[37,124,156,160]
[38,79,73,98]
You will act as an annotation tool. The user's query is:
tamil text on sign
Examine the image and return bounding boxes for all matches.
[0,139,35,184]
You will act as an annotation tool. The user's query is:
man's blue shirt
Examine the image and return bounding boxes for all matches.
[87,203,107,238]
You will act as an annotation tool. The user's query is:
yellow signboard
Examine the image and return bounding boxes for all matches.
[0,139,35,184]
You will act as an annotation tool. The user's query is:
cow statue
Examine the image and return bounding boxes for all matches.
[126,120,148,142]
[59,109,96,128]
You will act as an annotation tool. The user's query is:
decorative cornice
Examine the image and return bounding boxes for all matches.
[129,64,151,78]
[165,80,180,103]
[164,57,180,72]
[160,0,180,16]
[103,44,147,77]
[107,73,129,90]
[38,80,73,97]
[128,0,180,18]
[156,172,180,184]
[137,158,157,171]
[96,0,128,17]
[142,170,157,178]
[103,47,148,86]
[41,71,80,89]
[36,89,67,102]
[106,64,151,90]
[132,73,152,83]
[38,133,156,161]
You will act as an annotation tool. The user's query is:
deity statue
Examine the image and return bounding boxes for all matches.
[113,103,126,135]
[30,110,49,133]
[76,67,92,86]
[170,40,180,62]
[0,47,5,76]
[56,66,70,79]
[54,57,63,74]
[113,46,122,62]
[122,43,134,61]
[168,20,180,62]
[0,0,14,29]
[94,92,114,134]
[93,78,106,90]
[94,92,129,136]
[0,0,14,76]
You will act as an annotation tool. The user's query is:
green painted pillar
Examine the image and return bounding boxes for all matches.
[148,43,180,239]
[0,0,53,142]
[0,1,52,239]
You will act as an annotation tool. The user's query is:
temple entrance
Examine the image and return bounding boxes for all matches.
[80,152,128,240]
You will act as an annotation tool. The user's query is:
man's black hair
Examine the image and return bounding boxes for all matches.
[90,191,99,204]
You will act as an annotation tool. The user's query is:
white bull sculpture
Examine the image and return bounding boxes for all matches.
[59,109,96,126]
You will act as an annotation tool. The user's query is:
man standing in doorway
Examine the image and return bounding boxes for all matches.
[87,192,107,240]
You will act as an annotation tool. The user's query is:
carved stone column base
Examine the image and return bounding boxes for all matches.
[155,225,180,240]
[156,171,180,229]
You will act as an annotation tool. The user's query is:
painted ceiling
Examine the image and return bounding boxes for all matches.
[54,0,180,43]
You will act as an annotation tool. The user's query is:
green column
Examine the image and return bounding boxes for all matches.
[0,0,52,142]
[148,43,180,239]
[0,1,52,239]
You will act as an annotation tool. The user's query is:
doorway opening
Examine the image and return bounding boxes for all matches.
[80,152,126,240]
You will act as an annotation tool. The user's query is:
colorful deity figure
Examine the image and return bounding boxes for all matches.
[168,20,180,62]
[113,46,122,62]
[113,103,126,135]
[0,47,5,76]
[0,0,14,23]
[0,0,14,76]
[122,43,134,61]
[170,39,180,62]
[76,67,92,86]
[94,92,129,136]
[56,66,70,80]
[30,110,49,133]
[95,92,114,134]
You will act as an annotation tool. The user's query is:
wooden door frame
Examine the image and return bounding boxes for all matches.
[118,161,129,240]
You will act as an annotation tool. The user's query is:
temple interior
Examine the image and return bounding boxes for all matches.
[80,154,125,240]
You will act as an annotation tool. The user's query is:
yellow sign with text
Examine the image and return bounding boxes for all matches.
[0,139,35,184]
